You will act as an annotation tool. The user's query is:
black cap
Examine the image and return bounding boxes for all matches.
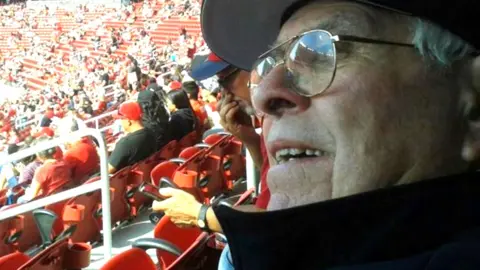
[201,0,480,71]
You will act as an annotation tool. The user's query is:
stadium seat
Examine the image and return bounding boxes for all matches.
[0,210,24,257]
[154,140,178,163]
[100,247,158,270]
[154,216,202,268]
[178,131,199,151]
[178,146,203,160]
[174,135,233,203]
[18,238,91,270]
[100,166,131,226]
[62,177,103,244]
[0,252,29,270]
[151,159,185,186]
[127,154,158,217]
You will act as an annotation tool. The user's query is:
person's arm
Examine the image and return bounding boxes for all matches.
[219,93,263,168]
[152,188,264,233]
[0,170,6,190]
[108,164,117,174]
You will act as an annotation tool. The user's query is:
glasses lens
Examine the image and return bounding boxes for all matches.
[254,56,276,78]
[286,30,335,96]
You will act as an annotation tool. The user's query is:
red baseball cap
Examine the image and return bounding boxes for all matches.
[113,101,143,121]
[168,81,182,91]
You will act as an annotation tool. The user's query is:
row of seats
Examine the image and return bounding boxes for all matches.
[101,132,252,270]
[0,129,199,258]
[0,127,250,269]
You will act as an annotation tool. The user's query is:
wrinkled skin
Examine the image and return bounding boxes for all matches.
[251,1,480,210]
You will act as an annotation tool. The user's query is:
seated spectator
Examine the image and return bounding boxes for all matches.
[108,101,156,174]
[0,144,20,190]
[58,117,99,184]
[167,89,196,140]
[183,81,208,127]
[18,137,72,203]
[18,152,42,185]
[137,88,171,150]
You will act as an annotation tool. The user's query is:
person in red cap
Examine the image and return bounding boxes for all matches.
[108,101,157,174]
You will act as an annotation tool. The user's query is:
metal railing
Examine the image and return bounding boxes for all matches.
[84,110,117,130]
[0,128,113,259]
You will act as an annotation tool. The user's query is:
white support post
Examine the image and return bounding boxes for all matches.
[245,150,258,196]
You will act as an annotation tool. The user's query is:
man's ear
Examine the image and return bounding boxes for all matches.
[461,56,480,162]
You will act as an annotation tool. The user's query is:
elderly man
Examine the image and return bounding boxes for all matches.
[155,0,480,269]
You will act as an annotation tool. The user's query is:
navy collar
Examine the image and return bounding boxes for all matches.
[216,172,480,270]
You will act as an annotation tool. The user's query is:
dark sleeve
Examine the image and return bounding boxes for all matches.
[108,139,130,170]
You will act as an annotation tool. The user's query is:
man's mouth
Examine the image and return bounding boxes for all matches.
[274,148,331,164]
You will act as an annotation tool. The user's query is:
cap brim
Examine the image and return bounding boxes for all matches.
[201,0,480,72]
[112,112,125,120]
[190,56,230,80]
[201,0,296,71]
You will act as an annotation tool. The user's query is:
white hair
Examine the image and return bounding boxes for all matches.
[412,19,475,67]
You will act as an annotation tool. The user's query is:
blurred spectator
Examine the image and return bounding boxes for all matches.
[108,101,156,173]
[18,136,72,203]
[167,89,196,140]
[137,88,171,150]
[58,117,99,184]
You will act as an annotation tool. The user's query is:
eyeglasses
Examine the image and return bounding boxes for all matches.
[252,29,414,97]
[217,68,241,91]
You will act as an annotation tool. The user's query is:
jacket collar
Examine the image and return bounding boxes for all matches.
[216,172,480,269]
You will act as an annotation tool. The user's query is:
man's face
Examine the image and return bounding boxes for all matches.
[252,2,472,210]
[218,69,255,115]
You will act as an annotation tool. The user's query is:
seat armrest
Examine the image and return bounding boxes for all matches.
[132,238,183,257]
[169,158,186,165]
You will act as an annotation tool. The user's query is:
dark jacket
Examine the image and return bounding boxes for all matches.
[215,172,480,270]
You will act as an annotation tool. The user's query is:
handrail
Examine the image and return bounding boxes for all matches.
[84,110,117,129]
[0,128,112,260]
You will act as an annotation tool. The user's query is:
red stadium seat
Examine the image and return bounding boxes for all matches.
[127,154,158,217]
[178,146,203,160]
[62,177,103,244]
[0,252,29,270]
[0,211,24,257]
[18,238,91,270]
[100,247,158,270]
[154,216,202,268]
[154,140,178,162]
[173,136,233,203]
[106,166,131,225]
[150,160,183,187]
[178,131,199,151]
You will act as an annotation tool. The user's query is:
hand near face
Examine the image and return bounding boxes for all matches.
[219,93,257,143]
[152,188,202,228]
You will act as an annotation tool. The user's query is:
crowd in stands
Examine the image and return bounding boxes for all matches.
[0,0,223,207]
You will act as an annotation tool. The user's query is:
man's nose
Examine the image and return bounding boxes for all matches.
[252,66,310,118]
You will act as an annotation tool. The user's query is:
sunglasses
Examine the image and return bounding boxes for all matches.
[217,68,241,91]
[252,29,413,97]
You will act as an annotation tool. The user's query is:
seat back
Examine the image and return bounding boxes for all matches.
[178,131,199,151]
[154,140,178,162]
[109,166,131,224]
[150,161,181,186]
[154,216,201,269]
[0,210,24,257]
[175,136,232,203]
[167,233,221,270]
[0,252,29,270]
[62,184,102,243]
[100,247,157,270]
[178,146,203,160]
[127,154,158,216]
[18,238,91,270]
